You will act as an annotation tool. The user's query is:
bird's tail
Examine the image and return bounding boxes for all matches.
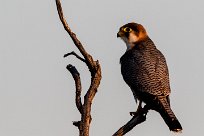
[157,96,182,133]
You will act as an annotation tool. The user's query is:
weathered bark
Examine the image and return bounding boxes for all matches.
[55,0,102,136]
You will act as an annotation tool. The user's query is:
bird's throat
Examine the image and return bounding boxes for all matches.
[126,42,135,51]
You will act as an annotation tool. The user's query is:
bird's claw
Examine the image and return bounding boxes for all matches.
[130,110,142,116]
[129,111,137,116]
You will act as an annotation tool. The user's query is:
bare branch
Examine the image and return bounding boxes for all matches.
[66,64,83,114]
[64,51,86,62]
[113,105,150,136]
[55,0,95,72]
[55,0,102,136]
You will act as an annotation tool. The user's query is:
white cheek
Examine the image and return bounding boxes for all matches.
[120,36,135,50]
[129,32,139,43]
[120,33,139,50]
[121,37,128,44]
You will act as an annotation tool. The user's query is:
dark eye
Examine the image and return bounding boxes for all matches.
[123,27,132,32]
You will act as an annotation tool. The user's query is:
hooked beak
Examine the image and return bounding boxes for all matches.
[117,31,123,38]
[117,32,120,38]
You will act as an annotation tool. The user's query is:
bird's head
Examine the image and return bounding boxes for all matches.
[117,22,148,50]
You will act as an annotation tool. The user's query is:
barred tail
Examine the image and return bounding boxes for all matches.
[157,97,182,132]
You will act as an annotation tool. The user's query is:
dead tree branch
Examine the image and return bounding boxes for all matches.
[113,105,150,136]
[55,0,96,74]
[64,51,85,63]
[55,0,102,136]
[66,64,83,114]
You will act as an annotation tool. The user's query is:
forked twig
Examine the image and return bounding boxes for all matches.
[55,0,102,136]
[64,51,85,62]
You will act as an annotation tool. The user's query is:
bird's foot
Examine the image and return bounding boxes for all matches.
[129,108,143,116]
[130,101,143,116]
[129,108,148,116]
[129,111,137,116]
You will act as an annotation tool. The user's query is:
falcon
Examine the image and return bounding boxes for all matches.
[117,22,182,132]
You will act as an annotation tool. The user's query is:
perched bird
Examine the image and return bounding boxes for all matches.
[117,22,182,132]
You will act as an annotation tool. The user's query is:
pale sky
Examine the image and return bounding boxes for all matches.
[0,0,204,136]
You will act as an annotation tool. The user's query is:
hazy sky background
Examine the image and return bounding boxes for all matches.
[1,0,204,136]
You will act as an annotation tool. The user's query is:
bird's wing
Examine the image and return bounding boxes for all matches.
[154,50,171,95]
[135,50,170,96]
[121,49,170,96]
